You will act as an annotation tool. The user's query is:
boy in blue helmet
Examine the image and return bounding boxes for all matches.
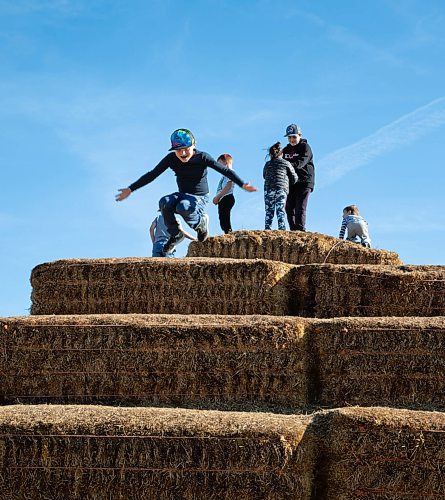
[116,129,257,254]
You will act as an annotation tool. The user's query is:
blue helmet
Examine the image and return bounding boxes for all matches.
[169,129,196,151]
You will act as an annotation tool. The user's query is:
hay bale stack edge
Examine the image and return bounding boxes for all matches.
[188,230,402,266]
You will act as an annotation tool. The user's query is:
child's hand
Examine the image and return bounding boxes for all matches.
[242,183,258,192]
[116,188,131,201]
[212,196,220,205]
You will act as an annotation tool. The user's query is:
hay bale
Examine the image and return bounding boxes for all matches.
[0,405,316,499]
[293,264,445,317]
[320,407,445,499]
[31,257,294,316]
[308,317,445,409]
[187,230,402,266]
[0,315,309,410]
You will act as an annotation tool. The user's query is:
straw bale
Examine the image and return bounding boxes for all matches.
[30,257,294,316]
[293,264,445,317]
[187,230,402,266]
[308,317,445,409]
[0,315,309,410]
[0,405,316,499]
[320,406,445,499]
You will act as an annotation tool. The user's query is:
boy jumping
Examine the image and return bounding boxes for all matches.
[116,129,257,254]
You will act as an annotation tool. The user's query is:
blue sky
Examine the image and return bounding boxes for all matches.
[1,0,444,316]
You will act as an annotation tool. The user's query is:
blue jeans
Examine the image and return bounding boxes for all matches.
[152,240,175,258]
[264,189,287,230]
[159,192,209,237]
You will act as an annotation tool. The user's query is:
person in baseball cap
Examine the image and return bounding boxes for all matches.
[284,124,302,137]
[282,122,315,231]
[115,128,257,255]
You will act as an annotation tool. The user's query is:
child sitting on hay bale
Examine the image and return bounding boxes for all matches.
[263,142,298,230]
[150,212,196,257]
[339,204,372,248]
[116,129,257,255]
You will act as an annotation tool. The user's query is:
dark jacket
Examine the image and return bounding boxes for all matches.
[282,139,315,190]
[129,150,245,196]
[263,157,297,193]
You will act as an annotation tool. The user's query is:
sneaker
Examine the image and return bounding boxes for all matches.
[196,213,209,242]
[163,232,183,254]
[362,242,371,249]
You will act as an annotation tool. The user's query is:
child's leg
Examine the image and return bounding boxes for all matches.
[218,194,235,233]
[174,193,209,229]
[264,190,276,230]
[276,190,287,230]
[358,221,372,247]
[293,185,311,231]
[159,193,182,236]
[152,240,176,257]
[285,185,297,230]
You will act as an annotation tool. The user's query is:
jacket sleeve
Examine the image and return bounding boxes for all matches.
[294,142,313,174]
[287,163,298,185]
[339,218,347,239]
[207,157,245,188]
[263,162,268,180]
[128,156,170,192]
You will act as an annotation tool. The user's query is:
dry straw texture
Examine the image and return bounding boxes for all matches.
[308,317,445,409]
[320,407,445,499]
[293,264,445,317]
[0,314,309,410]
[31,257,294,316]
[187,230,402,266]
[0,405,315,500]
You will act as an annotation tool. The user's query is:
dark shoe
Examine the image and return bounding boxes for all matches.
[196,214,209,242]
[163,233,183,254]
[362,242,371,249]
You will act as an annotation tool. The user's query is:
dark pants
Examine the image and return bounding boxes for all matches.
[218,194,235,233]
[285,184,312,231]
[159,192,208,237]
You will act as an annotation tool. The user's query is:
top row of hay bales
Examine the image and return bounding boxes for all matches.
[187,230,402,266]
[30,257,445,317]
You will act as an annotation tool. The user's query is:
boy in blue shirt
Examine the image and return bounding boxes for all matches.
[116,129,257,253]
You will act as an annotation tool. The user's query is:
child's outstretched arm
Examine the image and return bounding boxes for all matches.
[242,183,257,192]
[149,220,156,243]
[115,188,132,201]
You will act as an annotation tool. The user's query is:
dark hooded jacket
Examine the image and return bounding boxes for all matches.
[263,157,298,193]
[282,139,315,190]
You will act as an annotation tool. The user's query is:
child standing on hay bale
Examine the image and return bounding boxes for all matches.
[116,129,257,254]
[283,123,315,232]
[150,212,196,257]
[339,205,372,248]
[263,142,298,230]
[213,153,235,234]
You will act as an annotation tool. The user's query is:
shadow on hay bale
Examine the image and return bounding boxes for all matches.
[293,264,445,317]
[187,230,402,266]
[316,407,445,499]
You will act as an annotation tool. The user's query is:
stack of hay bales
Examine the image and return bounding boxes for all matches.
[1,230,445,497]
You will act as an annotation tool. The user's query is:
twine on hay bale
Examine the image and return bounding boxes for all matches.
[308,317,445,409]
[0,314,309,410]
[0,405,316,500]
[292,264,445,317]
[319,407,445,499]
[30,257,294,316]
[187,230,402,266]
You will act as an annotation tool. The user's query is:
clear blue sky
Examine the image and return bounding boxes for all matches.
[1,0,444,316]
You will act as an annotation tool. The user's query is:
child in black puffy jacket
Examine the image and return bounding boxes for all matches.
[263,142,297,230]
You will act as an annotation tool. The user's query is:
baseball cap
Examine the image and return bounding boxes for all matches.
[284,124,301,137]
[169,129,196,151]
